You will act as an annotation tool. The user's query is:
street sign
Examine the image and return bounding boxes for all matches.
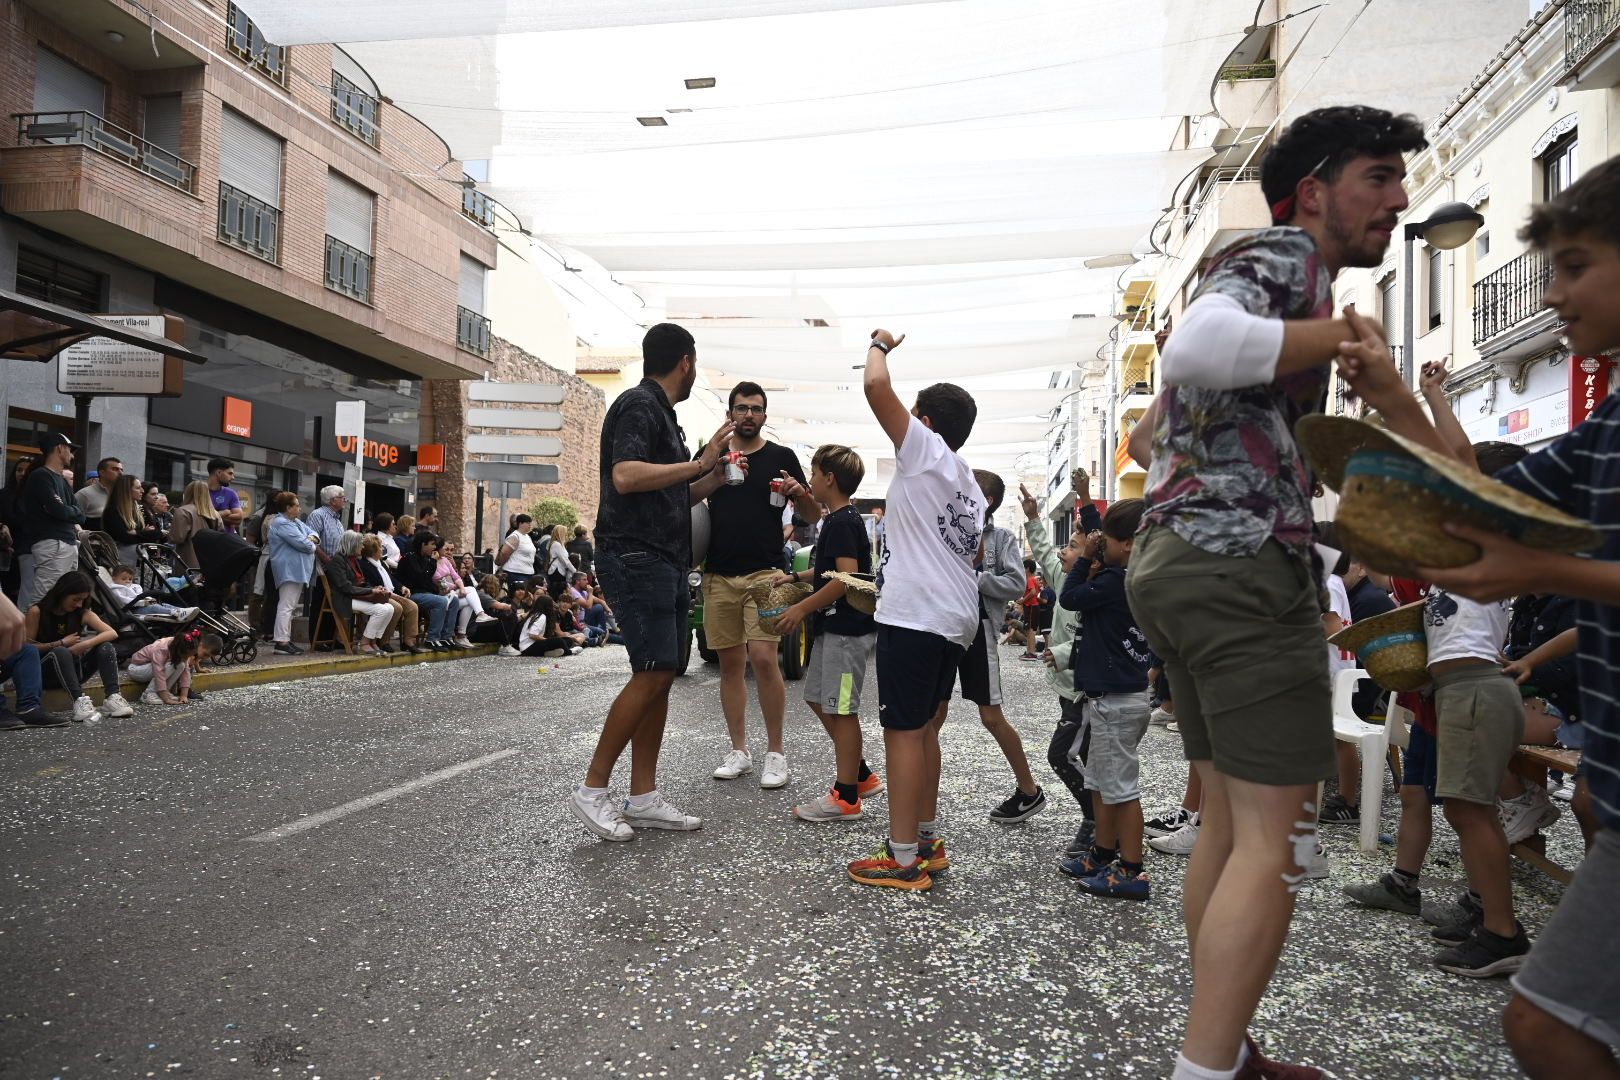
[466,434,562,457]
[334,400,366,437]
[465,407,564,430]
[468,382,565,405]
[56,314,185,396]
[465,461,559,485]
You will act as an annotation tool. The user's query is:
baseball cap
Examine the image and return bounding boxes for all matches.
[37,431,76,454]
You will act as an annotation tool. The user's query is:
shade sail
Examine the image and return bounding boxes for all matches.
[773,420,1055,448]
[760,387,1074,422]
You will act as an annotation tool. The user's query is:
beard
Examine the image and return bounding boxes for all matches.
[735,420,760,438]
[1325,193,1390,269]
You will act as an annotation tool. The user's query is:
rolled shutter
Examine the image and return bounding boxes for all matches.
[458,255,487,313]
[34,48,106,115]
[219,108,282,207]
[143,95,182,155]
[326,172,374,253]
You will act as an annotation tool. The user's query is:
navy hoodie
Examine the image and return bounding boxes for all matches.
[1060,558,1154,696]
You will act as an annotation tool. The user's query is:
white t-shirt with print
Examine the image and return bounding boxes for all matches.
[874,415,985,649]
[1326,574,1355,674]
[1425,589,1510,666]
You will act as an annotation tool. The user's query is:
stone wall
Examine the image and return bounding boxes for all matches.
[425,337,604,555]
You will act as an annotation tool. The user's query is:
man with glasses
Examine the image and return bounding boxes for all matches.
[705,381,819,790]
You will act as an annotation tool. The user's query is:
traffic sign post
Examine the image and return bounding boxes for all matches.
[334,400,367,526]
[465,382,567,553]
[465,434,563,457]
[465,461,561,485]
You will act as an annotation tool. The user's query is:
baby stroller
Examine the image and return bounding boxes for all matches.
[133,530,259,666]
[78,532,169,660]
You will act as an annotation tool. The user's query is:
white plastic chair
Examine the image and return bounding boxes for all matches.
[1331,667,1388,852]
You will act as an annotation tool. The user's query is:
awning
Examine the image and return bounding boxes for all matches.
[0,288,207,365]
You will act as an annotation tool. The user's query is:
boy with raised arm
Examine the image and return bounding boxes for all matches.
[845,329,983,891]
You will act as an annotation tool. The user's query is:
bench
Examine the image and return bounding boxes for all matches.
[1509,744,1583,885]
[1331,667,1389,852]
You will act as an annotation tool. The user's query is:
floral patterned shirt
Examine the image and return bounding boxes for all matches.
[1142,226,1333,559]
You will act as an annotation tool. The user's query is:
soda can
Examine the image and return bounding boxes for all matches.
[769,477,787,507]
[724,451,746,486]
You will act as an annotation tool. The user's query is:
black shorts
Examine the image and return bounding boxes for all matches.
[955,618,1002,707]
[876,623,964,731]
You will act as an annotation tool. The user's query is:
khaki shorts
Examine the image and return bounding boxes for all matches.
[702,570,781,650]
[1433,665,1524,805]
[1126,525,1335,786]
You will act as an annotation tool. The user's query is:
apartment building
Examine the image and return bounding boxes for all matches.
[0,0,499,521]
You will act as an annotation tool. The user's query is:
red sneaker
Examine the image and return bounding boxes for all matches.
[922,837,949,873]
[847,842,932,891]
[1236,1035,1328,1079]
[857,773,884,799]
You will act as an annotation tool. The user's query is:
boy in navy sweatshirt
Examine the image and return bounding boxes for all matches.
[1056,498,1156,900]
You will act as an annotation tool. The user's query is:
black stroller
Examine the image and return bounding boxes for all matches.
[134,528,260,666]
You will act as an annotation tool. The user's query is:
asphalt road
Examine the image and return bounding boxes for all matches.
[0,644,1579,1079]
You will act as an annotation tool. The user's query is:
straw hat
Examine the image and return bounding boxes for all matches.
[825,571,880,615]
[1295,414,1598,577]
[1328,601,1429,692]
[749,580,813,636]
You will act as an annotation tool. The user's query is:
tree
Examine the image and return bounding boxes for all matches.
[530,496,578,530]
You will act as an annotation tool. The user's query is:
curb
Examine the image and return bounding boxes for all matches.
[41,644,498,710]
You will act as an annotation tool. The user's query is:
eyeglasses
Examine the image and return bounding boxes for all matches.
[732,404,766,416]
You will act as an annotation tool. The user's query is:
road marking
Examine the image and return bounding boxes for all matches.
[245,748,522,843]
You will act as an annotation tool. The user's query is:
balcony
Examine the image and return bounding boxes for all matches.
[13,111,195,193]
[1565,0,1620,91]
[462,185,496,228]
[1218,60,1277,81]
[226,1,289,86]
[331,72,381,147]
[217,181,280,262]
[1474,250,1554,359]
[457,305,492,357]
[324,235,372,302]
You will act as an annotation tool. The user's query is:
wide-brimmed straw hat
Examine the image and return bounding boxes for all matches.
[825,571,880,615]
[1295,414,1598,577]
[749,580,813,636]
[1328,600,1429,692]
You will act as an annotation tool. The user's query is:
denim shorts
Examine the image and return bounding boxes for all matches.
[1080,691,1152,805]
[596,549,687,672]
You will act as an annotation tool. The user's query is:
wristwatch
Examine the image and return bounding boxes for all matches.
[868,339,891,354]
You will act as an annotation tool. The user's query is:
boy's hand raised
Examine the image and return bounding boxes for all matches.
[870,329,905,352]
[1017,483,1040,520]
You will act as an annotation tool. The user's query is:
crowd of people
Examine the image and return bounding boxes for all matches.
[565,108,1620,1080]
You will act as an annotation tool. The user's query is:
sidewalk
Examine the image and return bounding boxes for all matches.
[42,641,498,710]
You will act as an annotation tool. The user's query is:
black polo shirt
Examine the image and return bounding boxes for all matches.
[596,378,691,567]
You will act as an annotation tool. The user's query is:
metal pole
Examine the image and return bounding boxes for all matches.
[351,424,367,528]
[474,481,486,554]
[72,394,93,463]
[1403,226,1420,389]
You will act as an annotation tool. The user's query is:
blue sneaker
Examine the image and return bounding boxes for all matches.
[1077,861,1151,901]
[1057,848,1109,879]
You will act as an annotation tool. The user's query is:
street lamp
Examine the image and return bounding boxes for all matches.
[1402,201,1485,385]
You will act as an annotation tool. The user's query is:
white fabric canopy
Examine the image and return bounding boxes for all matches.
[773,420,1055,449]
[762,387,1072,422]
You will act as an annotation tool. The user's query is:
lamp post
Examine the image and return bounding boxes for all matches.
[1402,201,1485,386]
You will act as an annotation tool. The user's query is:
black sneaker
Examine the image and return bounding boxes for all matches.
[1060,820,1097,861]
[1145,806,1193,838]
[1425,890,1484,943]
[1318,793,1360,826]
[1435,923,1530,978]
[1343,872,1421,915]
[16,707,69,728]
[989,786,1047,824]
[272,642,304,656]
[0,708,26,731]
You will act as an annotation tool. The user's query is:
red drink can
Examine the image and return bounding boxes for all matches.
[769,477,787,506]
[724,451,746,486]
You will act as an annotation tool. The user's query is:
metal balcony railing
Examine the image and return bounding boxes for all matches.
[1186,166,1261,228]
[457,305,492,357]
[331,72,380,147]
[13,111,196,193]
[324,235,373,302]
[226,1,288,86]
[1473,250,1552,346]
[217,181,280,261]
[1566,0,1620,75]
[1218,59,1278,81]
[461,185,496,228]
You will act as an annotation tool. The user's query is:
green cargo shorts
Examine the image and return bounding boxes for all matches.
[1126,525,1335,786]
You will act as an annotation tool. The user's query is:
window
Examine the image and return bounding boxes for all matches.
[457,255,491,356]
[1542,131,1578,199]
[143,95,182,156]
[15,247,105,312]
[1427,246,1443,332]
[218,108,283,261]
[458,255,487,315]
[226,2,288,85]
[1475,230,1490,260]
[324,172,375,301]
[33,47,106,116]
[1380,276,1398,343]
[330,47,380,146]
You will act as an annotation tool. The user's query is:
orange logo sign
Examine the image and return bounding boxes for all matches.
[337,434,402,468]
[416,443,446,474]
[222,396,253,438]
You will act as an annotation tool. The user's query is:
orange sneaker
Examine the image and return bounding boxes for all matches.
[922,837,949,873]
[857,773,885,799]
[847,842,932,890]
[793,790,864,822]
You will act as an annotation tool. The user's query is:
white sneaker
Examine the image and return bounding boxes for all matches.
[1150,707,1175,727]
[1500,784,1562,845]
[140,687,165,706]
[100,693,134,718]
[1307,841,1331,881]
[570,786,634,842]
[71,695,100,723]
[1550,777,1576,802]
[497,645,521,657]
[713,748,753,780]
[567,645,584,655]
[760,751,790,789]
[1148,817,1200,856]
[622,791,702,831]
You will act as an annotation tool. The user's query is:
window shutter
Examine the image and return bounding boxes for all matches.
[143,95,182,155]
[326,172,374,253]
[330,47,378,97]
[458,255,487,313]
[34,48,106,115]
[219,108,283,207]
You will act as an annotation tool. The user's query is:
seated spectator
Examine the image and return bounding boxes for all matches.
[371,512,402,569]
[166,480,223,571]
[1,639,65,728]
[577,596,623,647]
[106,565,199,624]
[470,573,522,655]
[104,474,164,567]
[457,552,478,586]
[553,598,591,648]
[24,570,133,722]
[516,594,582,657]
[329,531,402,656]
[396,532,455,650]
[141,483,173,534]
[358,535,422,654]
[127,628,220,705]
[433,539,478,649]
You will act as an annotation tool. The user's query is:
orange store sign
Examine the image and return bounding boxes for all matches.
[336,434,402,468]
[222,396,253,438]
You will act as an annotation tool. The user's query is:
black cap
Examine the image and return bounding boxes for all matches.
[37,431,76,454]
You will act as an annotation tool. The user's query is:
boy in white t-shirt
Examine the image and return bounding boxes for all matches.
[846,329,984,891]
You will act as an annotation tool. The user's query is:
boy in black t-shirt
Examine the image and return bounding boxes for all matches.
[770,445,882,822]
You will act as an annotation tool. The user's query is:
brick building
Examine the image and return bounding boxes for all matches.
[0,0,502,521]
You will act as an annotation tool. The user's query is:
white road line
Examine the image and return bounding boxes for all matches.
[246,748,522,842]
